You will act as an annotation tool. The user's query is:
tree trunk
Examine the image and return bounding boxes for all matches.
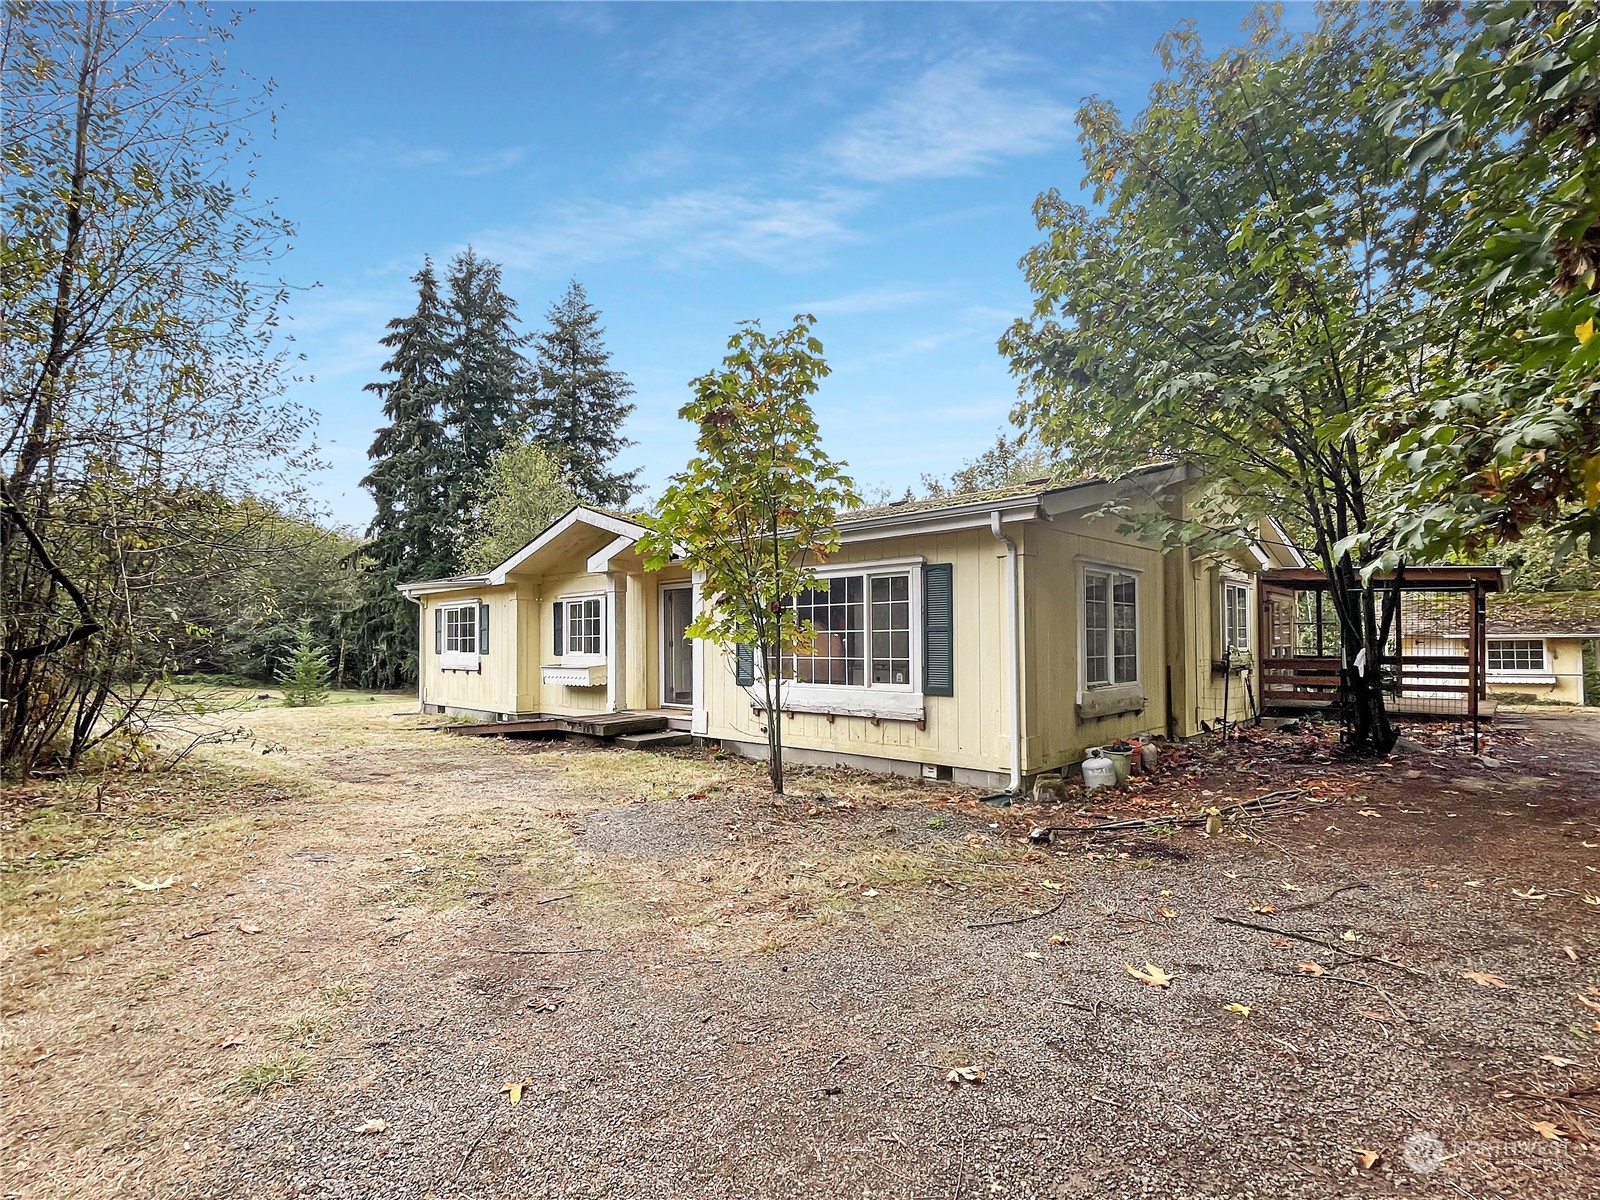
[1331,561,1397,756]
[764,636,784,795]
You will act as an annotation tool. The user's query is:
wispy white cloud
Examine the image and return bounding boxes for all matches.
[469,186,869,274]
[331,138,531,179]
[789,284,948,318]
[825,57,1074,183]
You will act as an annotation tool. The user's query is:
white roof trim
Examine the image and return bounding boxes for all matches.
[1261,516,1309,568]
[396,576,488,599]
[837,498,1041,543]
[585,533,639,574]
[487,507,644,584]
[1038,462,1197,518]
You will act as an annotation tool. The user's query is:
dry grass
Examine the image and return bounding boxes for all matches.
[0,700,1026,1199]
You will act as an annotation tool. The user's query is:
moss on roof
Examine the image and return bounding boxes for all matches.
[1489,589,1600,636]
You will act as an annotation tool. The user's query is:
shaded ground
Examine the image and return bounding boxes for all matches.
[2,703,1596,1199]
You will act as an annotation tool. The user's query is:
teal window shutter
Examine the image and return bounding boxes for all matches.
[735,644,755,686]
[478,602,490,654]
[552,601,563,656]
[433,606,442,655]
[923,563,954,696]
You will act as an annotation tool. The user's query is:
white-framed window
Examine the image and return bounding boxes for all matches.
[746,558,927,720]
[555,594,604,660]
[437,600,483,672]
[1487,638,1548,677]
[782,567,915,690]
[1223,579,1252,658]
[1083,566,1139,688]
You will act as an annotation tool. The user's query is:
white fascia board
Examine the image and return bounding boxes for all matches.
[585,533,639,574]
[395,578,488,599]
[837,499,1042,543]
[1245,541,1274,570]
[1261,516,1309,568]
[488,507,644,584]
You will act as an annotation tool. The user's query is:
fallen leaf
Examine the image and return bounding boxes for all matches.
[1225,1003,1251,1016]
[861,888,879,898]
[1462,970,1511,989]
[1340,930,1360,942]
[1540,1054,1579,1068]
[1270,937,1291,949]
[945,1065,985,1086]
[527,996,563,1014]
[1296,961,1326,977]
[1279,883,1303,893]
[358,1118,386,1135]
[1512,887,1547,901]
[126,876,177,892]
[1250,901,1277,915]
[1156,906,1178,919]
[1357,809,1381,818]
[1040,880,1063,891]
[1464,880,1484,888]
[236,923,263,936]
[1529,1120,1567,1142]
[1047,934,1067,946]
[1584,894,1600,907]
[500,1077,532,1105]
[1158,888,1173,897]
[213,1033,245,1050]
[1576,993,1600,1014]
[1354,1148,1381,1170]
[1022,951,1044,961]
[1124,961,1174,988]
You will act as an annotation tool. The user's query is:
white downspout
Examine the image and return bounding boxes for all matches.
[990,511,1022,794]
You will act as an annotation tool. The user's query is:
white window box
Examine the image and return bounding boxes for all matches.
[441,651,480,672]
[1488,671,1557,686]
[542,663,607,688]
[750,683,925,723]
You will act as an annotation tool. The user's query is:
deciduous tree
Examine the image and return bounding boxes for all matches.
[638,316,857,794]
[459,437,578,572]
[1001,5,1462,754]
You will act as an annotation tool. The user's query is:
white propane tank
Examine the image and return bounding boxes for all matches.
[1081,747,1119,792]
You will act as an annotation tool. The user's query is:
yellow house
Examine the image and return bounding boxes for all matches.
[398,464,1305,790]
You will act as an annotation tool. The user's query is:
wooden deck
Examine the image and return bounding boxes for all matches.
[446,709,692,741]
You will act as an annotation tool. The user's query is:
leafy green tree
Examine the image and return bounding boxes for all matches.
[459,437,579,572]
[277,621,331,707]
[354,259,454,689]
[529,280,640,507]
[1000,5,1461,754]
[2,1,313,772]
[442,248,532,513]
[1370,1,1600,560]
[638,316,858,795]
[920,432,1056,498]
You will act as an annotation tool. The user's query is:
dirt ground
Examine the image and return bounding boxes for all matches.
[2,702,1597,1199]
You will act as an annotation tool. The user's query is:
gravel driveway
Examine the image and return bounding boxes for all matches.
[199,713,1598,1200]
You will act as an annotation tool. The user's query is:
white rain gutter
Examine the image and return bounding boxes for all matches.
[989,510,1022,794]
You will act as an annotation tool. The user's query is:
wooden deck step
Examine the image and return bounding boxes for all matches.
[561,715,668,738]
[614,730,693,750]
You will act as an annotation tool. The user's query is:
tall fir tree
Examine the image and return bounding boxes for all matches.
[354,259,453,689]
[529,280,640,507]
[442,248,532,514]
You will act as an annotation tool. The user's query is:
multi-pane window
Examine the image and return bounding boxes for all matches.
[1223,580,1251,657]
[1487,639,1544,673]
[564,596,603,656]
[1085,568,1138,687]
[783,570,913,689]
[444,605,477,654]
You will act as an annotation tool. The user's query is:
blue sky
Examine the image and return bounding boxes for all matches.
[230,1,1311,529]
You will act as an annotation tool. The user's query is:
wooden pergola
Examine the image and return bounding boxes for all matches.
[1257,566,1507,739]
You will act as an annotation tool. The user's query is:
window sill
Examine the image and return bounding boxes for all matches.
[440,653,480,672]
[749,683,924,723]
[1488,672,1555,686]
[1077,685,1145,720]
[542,663,607,688]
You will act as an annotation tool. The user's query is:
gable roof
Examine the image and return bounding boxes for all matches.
[395,506,648,597]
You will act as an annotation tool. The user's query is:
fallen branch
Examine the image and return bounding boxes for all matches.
[1213,915,1427,976]
[1277,882,1372,914]
[1041,790,1306,836]
[966,895,1067,930]
[1279,968,1410,1022]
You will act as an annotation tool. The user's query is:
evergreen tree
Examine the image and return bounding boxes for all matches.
[529,280,640,507]
[442,248,532,512]
[353,259,453,689]
[277,621,331,707]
